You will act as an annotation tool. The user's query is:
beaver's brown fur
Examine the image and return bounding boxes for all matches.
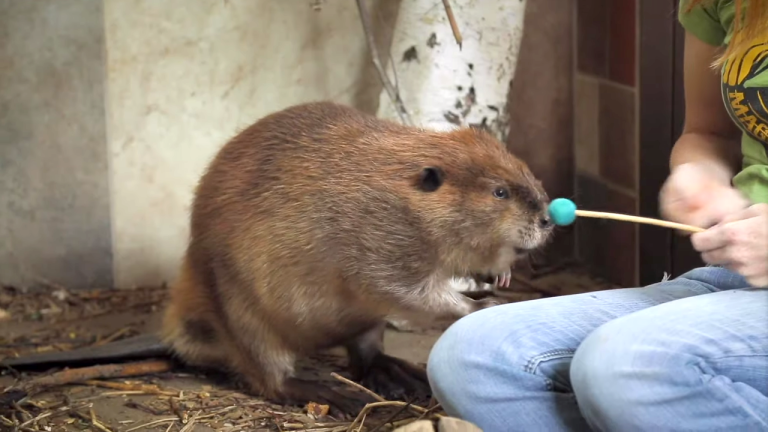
[161,101,553,413]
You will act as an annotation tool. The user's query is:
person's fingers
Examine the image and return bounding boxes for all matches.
[660,165,748,227]
[692,216,751,252]
[687,189,748,228]
[747,274,768,288]
[718,202,768,224]
[691,230,721,252]
[660,191,701,223]
[700,246,730,265]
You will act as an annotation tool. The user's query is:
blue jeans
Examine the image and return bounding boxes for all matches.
[427,267,768,431]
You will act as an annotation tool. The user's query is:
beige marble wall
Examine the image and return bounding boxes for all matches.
[0,0,398,289]
[105,0,398,288]
[0,0,113,289]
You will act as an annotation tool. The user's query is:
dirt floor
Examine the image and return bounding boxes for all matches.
[0,267,614,431]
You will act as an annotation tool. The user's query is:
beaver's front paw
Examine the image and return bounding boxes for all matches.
[494,269,513,288]
[471,268,514,289]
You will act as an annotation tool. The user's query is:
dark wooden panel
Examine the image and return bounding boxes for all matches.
[577,0,609,77]
[638,0,676,285]
[599,82,637,189]
[608,0,637,86]
[576,174,638,287]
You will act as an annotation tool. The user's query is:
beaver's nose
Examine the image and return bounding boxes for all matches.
[539,214,552,229]
[537,200,553,229]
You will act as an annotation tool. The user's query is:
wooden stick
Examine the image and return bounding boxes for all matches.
[1,359,174,407]
[28,359,173,389]
[441,0,463,48]
[575,210,704,233]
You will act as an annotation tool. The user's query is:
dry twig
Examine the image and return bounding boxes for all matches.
[72,408,114,432]
[2,359,173,408]
[330,372,386,403]
[170,396,188,423]
[331,371,438,432]
[331,372,431,417]
[178,410,200,432]
[282,422,349,429]
[83,379,178,396]
[92,326,133,347]
[346,401,424,432]
[28,359,172,389]
[368,402,414,432]
[18,402,94,428]
[441,0,463,48]
[356,0,413,126]
[125,417,178,432]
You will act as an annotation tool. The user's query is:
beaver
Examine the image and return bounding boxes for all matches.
[160,101,554,413]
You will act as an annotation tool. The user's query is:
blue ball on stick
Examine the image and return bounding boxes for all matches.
[548,198,578,226]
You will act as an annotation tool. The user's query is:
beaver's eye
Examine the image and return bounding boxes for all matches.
[493,187,510,199]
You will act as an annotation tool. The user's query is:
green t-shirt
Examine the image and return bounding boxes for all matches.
[679,0,768,204]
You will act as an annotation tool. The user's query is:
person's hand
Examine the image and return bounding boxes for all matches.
[659,162,749,229]
[691,203,768,287]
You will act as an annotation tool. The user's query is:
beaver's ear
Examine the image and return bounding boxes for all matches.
[416,166,444,192]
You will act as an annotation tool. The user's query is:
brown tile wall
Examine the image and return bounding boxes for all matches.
[574,0,639,287]
[507,0,576,270]
[576,174,638,288]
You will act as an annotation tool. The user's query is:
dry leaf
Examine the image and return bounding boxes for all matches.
[305,401,329,417]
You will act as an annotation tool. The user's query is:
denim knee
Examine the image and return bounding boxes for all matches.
[427,303,594,430]
[672,266,748,292]
[570,288,768,431]
[426,304,570,418]
[426,307,529,417]
[569,324,633,428]
[426,311,492,414]
[570,319,670,430]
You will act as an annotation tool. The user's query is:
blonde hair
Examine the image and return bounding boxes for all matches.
[686,0,768,66]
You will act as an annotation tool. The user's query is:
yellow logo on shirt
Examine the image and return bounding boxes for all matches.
[722,42,768,145]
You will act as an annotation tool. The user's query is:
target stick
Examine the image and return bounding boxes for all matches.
[548,198,705,233]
